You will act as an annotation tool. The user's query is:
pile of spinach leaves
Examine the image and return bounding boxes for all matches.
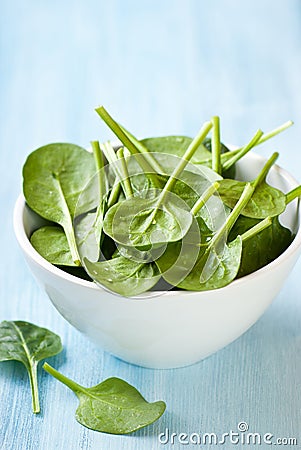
[23,108,300,296]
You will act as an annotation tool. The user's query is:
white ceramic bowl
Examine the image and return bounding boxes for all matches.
[14,153,301,369]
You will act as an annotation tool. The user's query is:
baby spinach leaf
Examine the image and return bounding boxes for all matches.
[103,195,193,248]
[229,216,293,277]
[43,363,166,434]
[141,135,211,164]
[142,135,235,177]
[103,121,213,248]
[0,321,62,413]
[74,210,104,263]
[218,152,286,219]
[157,183,269,290]
[155,184,225,288]
[100,183,220,294]
[23,143,97,265]
[169,165,227,231]
[218,179,286,219]
[74,141,109,263]
[125,154,221,206]
[171,169,221,206]
[156,232,243,290]
[84,255,161,296]
[31,226,76,266]
[177,236,243,291]
[177,161,279,288]
[156,217,243,290]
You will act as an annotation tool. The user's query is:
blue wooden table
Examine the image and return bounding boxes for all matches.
[1,1,300,448]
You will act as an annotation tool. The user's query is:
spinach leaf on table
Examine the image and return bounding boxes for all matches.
[43,363,166,434]
[0,321,62,413]
[23,143,97,265]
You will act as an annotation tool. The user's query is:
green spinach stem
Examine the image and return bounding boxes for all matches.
[43,363,85,395]
[191,182,220,216]
[116,148,134,198]
[91,141,105,202]
[252,152,279,189]
[286,185,301,204]
[95,106,162,188]
[102,141,130,199]
[240,217,272,242]
[101,141,117,165]
[211,183,254,248]
[223,129,263,171]
[118,123,165,174]
[230,121,293,159]
[29,362,40,413]
[211,153,279,248]
[158,121,213,205]
[198,148,241,166]
[211,116,221,174]
[107,180,122,208]
[255,121,293,146]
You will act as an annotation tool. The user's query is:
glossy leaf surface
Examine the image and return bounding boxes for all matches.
[23,143,97,264]
[44,363,166,434]
[0,321,62,413]
[84,255,161,296]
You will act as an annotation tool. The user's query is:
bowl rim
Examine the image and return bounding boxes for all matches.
[14,152,301,298]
